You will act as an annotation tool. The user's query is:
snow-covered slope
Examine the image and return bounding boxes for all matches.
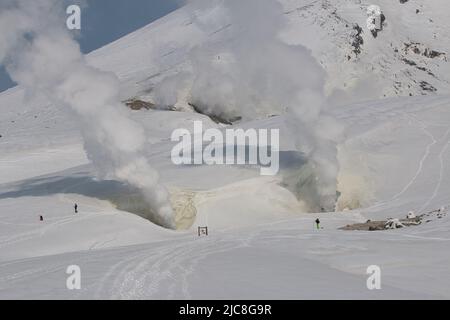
[1,0,450,299]
[282,0,450,99]
[83,0,450,103]
[2,90,450,298]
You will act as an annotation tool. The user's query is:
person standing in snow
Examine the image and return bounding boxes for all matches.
[315,218,321,230]
[74,203,78,214]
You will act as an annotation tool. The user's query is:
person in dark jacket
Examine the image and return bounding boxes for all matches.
[74,203,78,214]
[315,218,321,230]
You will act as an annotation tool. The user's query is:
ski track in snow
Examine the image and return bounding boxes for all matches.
[418,128,450,213]
[391,114,437,202]
[0,214,94,249]
[106,238,239,299]
[365,111,447,215]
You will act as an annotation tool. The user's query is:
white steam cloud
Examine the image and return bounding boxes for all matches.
[0,0,174,228]
[154,0,343,211]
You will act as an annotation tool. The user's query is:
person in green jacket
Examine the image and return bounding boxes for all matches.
[315,218,321,230]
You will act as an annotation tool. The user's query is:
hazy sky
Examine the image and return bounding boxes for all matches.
[0,0,181,93]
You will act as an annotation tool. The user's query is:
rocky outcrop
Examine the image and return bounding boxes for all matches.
[351,24,364,56]
[340,207,447,231]
[124,99,155,111]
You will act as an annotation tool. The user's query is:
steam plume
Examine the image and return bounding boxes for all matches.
[0,0,174,227]
[154,0,343,211]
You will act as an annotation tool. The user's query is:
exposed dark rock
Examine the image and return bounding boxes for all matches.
[340,207,447,231]
[401,57,435,77]
[419,81,437,92]
[125,99,155,111]
[340,220,386,231]
[351,24,364,56]
[188,102,242,125]
[124,97,243,125]
[404,42,446,60]
[402,58,417,66]
[424,49,445,59]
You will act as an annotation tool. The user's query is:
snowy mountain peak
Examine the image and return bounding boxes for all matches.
[85,0,450,105]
